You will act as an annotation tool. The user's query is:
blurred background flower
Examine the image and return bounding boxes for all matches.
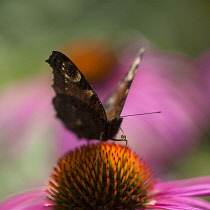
[0,0,209,202]
[194,50,210,113]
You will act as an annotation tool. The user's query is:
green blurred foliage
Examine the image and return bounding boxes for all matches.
[0,0,209,87]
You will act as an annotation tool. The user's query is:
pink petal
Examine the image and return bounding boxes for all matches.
[0,189,51,210]
[152,202,204,210]
[155,184,210,197]
[155,176,210,190]
[170,197,210,209]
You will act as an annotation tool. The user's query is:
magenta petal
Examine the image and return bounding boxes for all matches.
[155,184,210,197]
[155,176,210,190]
[21,202,50,210]
[149,177,210,209]
[152,202,203,210]
[0,77,54,158]
[170,197,210,209]
[55,123,98,156]
[0,189,51,210]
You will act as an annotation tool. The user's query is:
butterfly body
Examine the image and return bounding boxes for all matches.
[46,48,144,141]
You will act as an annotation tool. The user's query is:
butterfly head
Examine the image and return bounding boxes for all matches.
[104,117,123,141]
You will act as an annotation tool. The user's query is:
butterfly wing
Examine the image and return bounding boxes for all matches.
[104,48,145,120]
[46,51,107,140]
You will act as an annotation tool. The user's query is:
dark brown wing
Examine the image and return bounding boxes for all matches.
[46,51,107,139]
[104,48,145,120]
[53,94,107,139]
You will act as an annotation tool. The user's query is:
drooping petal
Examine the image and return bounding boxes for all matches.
[0,189,51,210]
[155,184,210,197]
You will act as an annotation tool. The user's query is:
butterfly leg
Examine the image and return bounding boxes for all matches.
[111,135,127,146]
[111,135,127,155]
[119,127,126,145]
[87,139,91,152]
[94,132,105,164]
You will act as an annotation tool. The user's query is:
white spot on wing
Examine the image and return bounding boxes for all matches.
[63,72,81,83]
[84,90,94,98]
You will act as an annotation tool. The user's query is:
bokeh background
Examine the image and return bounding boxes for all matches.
[0,0,210,201]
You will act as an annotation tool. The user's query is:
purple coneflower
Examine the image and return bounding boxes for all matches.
[1,143,210,209]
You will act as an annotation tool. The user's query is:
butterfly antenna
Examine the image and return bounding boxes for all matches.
[87,140,91,152]
[121,111,161,118]
[120,127,125,135]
